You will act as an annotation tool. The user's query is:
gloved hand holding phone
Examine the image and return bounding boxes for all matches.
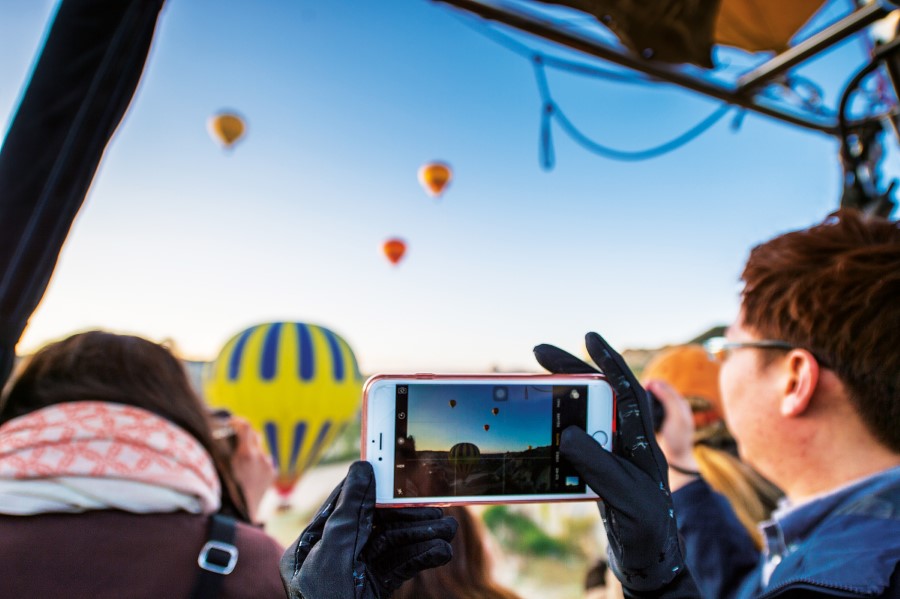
[280,461,457,599]
[534,332,700,596]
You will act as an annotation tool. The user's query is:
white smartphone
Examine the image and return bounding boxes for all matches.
[361,373,615,507]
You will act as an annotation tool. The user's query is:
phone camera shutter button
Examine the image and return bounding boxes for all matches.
[592,431,608,445]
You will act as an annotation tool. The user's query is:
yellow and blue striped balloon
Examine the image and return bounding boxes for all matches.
[203,322,363,495]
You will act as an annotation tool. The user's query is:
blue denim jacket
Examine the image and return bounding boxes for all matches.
[672,466,900,598]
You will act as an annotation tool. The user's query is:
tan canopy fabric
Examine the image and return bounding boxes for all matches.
[535,0,828,66]
[715,0,827,53]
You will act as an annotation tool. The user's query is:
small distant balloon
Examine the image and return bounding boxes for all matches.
[483,424,490,431]
[207,111,246,149]
[383,238,406,265]
[491,407,499,416]
[449,399,457,408]
[417,161,452,197]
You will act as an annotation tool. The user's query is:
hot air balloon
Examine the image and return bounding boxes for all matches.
[483,424,490,431]
[449,399,457,408]
[417,161,452,197]
[203,322,363,498]
[491,407,499,416]
[207,111,246,149]
[383,238,406,265]
[448,442,480,480]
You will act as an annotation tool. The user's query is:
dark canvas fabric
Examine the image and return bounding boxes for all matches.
[0,0,165,385]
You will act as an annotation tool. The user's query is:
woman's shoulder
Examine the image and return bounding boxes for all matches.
[233,516,286,558]
[0,510,287,598]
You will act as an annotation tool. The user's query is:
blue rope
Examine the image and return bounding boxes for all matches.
[551,99,732,162]
[452,8,734,168]
[533,58,732,165]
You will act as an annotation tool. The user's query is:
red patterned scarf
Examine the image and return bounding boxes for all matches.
[0,401,221,515]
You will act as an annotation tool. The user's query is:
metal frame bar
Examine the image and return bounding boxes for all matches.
[434,0,899,137]
[737,1,892,92]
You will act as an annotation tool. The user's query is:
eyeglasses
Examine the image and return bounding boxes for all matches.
[702,336,795,363]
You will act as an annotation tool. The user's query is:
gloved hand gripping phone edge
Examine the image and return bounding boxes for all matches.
[280,460,457,599]
[534,332,701,597]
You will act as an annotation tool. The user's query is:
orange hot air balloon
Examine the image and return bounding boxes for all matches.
[417,162,452,197]
[207,111,246,149]
[483,424,490,431]
[449,399,457,408]
[383,238,406,265]
[491,407,499,416]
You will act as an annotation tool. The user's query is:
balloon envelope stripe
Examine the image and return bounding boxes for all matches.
[260,322,282,381]
[321,328,345,382]
[228,327,255,381]
[297,323,314,381]
[288,421,307,471]
[349,349,362,380]
[264,421,280,469]
[301,421,332,472]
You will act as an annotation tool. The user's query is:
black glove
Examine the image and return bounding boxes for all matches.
[535,332,694,594]
[280,461,458,599]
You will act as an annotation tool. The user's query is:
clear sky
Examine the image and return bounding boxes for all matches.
[2,1,896,373]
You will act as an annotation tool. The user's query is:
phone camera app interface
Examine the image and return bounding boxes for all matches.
[393,383,587,498]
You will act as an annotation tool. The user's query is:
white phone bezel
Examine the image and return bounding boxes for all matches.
[361,373,614,506]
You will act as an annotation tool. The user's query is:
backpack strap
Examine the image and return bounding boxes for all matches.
[191,513,239,599]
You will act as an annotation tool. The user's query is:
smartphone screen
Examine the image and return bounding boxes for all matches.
[391,382,589,499]
[363,374,613,506]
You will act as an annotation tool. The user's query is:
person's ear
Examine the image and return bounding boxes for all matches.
[780,349,820,417]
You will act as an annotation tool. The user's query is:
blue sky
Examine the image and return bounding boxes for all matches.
[405,383,551,453]
[2,1,895,373]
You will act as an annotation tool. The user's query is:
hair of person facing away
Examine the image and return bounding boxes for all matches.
[692,443,780,549]
[0,330,250,520]
[740,209,900,452]
[393,505,522,599]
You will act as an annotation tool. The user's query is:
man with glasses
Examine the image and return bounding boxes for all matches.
[535,209,900,597]
[279,210,896,598]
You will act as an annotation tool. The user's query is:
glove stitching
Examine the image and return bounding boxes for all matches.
[594,341,687,590]
[351,473,376,598]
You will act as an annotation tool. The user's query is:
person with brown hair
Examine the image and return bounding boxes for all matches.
[0,330,288,597]
[535,210,900,597]
[393,506,521,599]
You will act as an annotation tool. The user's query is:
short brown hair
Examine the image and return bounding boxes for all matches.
[0,331,250,520]
[740,210,900,452]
